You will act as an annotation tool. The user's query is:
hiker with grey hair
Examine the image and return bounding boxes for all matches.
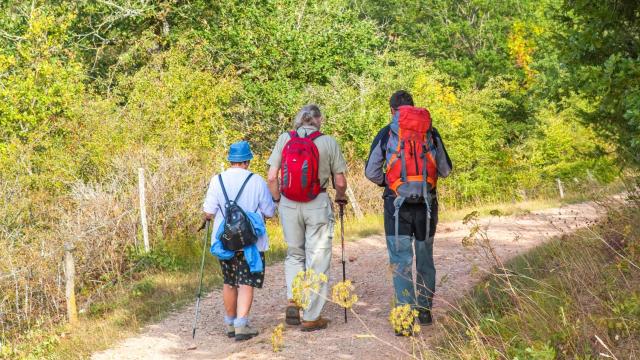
[267,104,348,331]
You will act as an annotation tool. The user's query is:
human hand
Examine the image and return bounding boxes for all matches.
[335,196,348,206]
[197,214,212,232]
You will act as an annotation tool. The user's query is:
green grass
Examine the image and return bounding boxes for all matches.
[428,201,640,359]
[438,198,564,223]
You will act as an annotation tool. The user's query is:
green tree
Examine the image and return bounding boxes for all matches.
[556,0,640,165]
[359,0,543,88]
[194,0,383,151]
[115,41,239,158]
[0,7,86,191]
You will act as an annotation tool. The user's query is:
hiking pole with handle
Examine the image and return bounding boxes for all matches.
[339,201,347,323]
[192,219,210,339]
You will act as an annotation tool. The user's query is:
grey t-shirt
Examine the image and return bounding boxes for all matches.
[267,126,348,189]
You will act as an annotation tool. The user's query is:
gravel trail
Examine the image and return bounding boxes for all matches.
[92,201,602,360]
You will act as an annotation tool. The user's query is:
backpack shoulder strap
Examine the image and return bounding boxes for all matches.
[234,173,254,202]
[288,130,299,139]
[306,131,323,141]
[218,175,230,205]
[382,126,390,149]
[426,128,437,152]
[390,110,400,130]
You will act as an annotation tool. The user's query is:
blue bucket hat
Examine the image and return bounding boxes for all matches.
[227,141,254,162]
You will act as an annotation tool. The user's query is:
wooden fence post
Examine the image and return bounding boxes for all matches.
[138,168,150,252]
[64,242,78,324]
[346,186,364,219]
[556,178,565,199]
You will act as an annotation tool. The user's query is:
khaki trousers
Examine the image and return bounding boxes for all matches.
[279,192,334,321]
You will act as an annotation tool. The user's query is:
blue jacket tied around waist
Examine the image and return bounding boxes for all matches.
[210,211,266,273]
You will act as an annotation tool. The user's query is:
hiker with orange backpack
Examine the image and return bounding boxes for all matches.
[365,90,452,331]
[267,104,348,332]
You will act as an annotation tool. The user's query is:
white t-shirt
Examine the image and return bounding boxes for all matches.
[202,167,275,251]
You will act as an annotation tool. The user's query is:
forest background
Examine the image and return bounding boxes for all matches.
[1,0,638,356]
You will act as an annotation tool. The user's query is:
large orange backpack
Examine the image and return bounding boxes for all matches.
[385,105,438,238]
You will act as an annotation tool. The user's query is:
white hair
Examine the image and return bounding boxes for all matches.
[293,104,323,129]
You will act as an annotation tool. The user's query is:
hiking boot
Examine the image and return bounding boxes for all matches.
[301,317,329,332]
[234,324,259,341]
[394,316,418,337]
[285,301,301,325]
[418,308,433,325]
[225,324,235,338]
[394,328,416,337]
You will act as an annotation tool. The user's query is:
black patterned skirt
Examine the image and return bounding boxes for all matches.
[219,251,265,288]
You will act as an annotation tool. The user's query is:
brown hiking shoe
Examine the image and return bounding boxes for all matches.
[285,301,301,325]
[225,324,235,338]
[235,324,259,341]
[301,317,329,332]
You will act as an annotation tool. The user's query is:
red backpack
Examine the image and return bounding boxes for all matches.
[280,130,323,202]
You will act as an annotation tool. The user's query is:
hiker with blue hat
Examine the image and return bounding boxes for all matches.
[202,140,275,341]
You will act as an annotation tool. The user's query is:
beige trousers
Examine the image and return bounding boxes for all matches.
[279,192,334,321]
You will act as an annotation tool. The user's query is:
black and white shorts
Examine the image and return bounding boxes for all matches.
[219,251,265,288]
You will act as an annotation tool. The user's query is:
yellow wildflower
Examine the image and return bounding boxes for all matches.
[271,323,284,352]
[331,280,358,309]
[291,269,328,309]
[389,304,420,336]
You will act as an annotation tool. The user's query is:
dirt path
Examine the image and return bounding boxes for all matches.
[92,201,603,360]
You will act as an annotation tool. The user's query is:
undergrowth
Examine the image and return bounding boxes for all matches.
[0,212,383,359]
[428,194,640,359]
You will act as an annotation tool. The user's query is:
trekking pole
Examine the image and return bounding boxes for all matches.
[339,202,347,323]
[192,219,210,339]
